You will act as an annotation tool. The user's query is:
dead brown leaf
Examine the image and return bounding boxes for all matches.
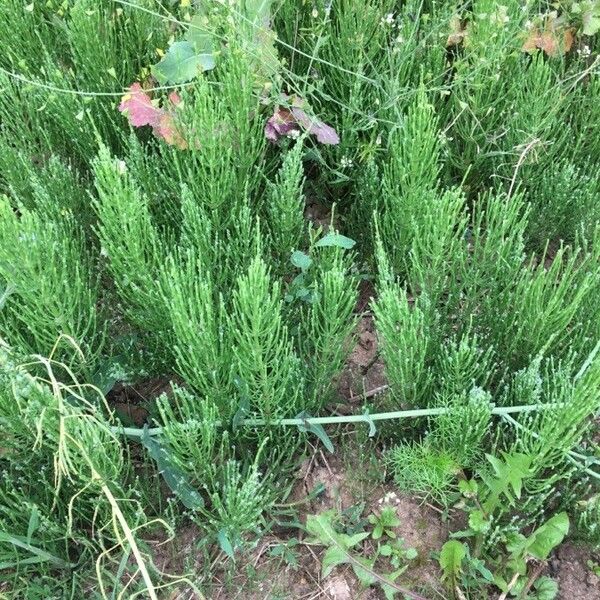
[522,12,575,56]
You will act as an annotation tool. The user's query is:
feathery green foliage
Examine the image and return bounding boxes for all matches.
[1,0,599,597]
[0,198,101,373]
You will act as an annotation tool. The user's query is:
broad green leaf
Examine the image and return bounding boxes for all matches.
[296,411,334,453]
[306,511,368,550]
[140,427,204,510]
[186,15,213,51]
[290,250,312,270]
[306,511,369,578]
[482,452,532,511]
[245,0,272,22]
[527,512,569,560]
[582,3,600,36]
[506,532,528,555]
[217,529,235,558]
[306,510,340,543]
[439,540,466,583]
[152,41,214,84]
[381,566,409,600]
[459,479,478,496]
[468,510,490,533]
[405,548,418,560]
[352,559,377,587]
[315,232,356,249]
[372,523,384,539]
[533,576,559,600]
[472,558,494,583]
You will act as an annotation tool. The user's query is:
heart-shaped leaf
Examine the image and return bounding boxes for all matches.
[152,41,215,84]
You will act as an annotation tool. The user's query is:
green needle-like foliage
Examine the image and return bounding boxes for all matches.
[229,256,303,420]
[265,138,307,265]
[0,0,599,594]
[0,198,102,373]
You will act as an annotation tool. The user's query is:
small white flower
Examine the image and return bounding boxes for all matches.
[288,129,301,139]
[312,8,318,18]
[340,156,353,168]
[380,13,395,26]
[578,45,591,57]
[116,159,127,174]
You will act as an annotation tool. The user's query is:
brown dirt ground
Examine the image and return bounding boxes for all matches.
[553,542,600,600]
[154,449,448,600]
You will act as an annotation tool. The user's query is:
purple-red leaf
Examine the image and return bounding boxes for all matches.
[265,96,339,145]
[291,107,340,145]
[265,107,300,141]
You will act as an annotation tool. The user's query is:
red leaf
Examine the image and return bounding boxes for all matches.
[168,91,182,106]
[119,83,162,127]
[119,82,188,149]
[265,107,300,141]
[154,113,188,150]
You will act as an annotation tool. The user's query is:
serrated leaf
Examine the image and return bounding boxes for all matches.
[305,510,340,544]
[483,452,532,510]
[119,83,162,127]
[296,411,334,453]
[522,14,574,57]
[152,41,214,84]
[290,250,312,270]
[527,512,569,560]
[439,540,466,583]
[352,557,377,587]
[468,510,490,533]
[322,545,349,577]
[315,232,356,249]
[140,427,204,510]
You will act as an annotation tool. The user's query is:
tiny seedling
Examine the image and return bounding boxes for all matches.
[368,506,401,540]
[269,538,300,569]
[378,538,418,570]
